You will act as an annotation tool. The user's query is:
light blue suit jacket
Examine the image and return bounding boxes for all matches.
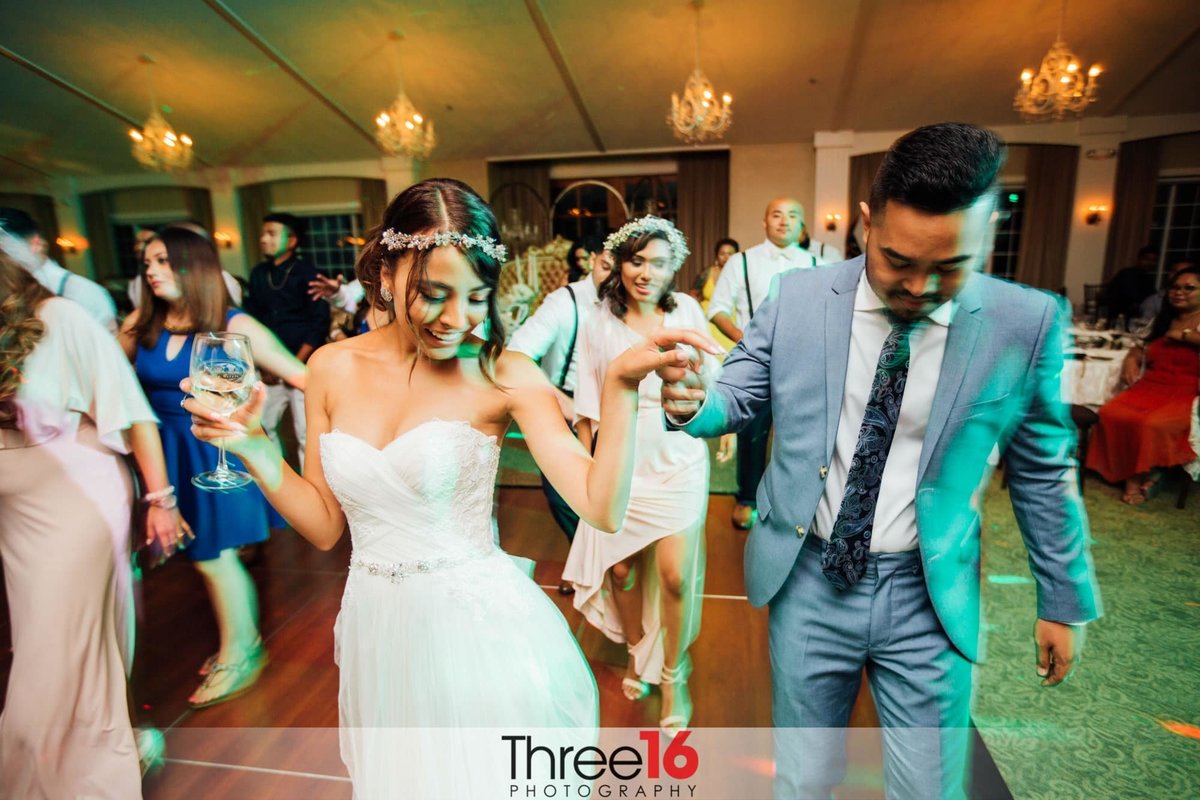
[677,258,1101,661]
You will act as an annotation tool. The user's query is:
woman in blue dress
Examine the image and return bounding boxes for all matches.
[119,224,306,708]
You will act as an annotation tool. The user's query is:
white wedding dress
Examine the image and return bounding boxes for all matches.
[321,420,597,798]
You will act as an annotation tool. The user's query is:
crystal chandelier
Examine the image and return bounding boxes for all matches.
[375,91,436,158]
[374,33,436,159]
[667,0,732,144]
[128,56,194,171]
[1014,0,1102,122]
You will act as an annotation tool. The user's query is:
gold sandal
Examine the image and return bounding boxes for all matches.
[188,643,269,709]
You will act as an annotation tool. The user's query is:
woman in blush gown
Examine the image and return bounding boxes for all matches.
[182,179,719,797]
[0,239,188,797]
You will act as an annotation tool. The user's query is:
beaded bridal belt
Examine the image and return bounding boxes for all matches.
[350,551,490,584]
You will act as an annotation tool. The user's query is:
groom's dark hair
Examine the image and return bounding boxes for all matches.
[869,123,1005,215]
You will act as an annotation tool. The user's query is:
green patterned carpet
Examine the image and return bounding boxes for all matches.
[975,471,1200,798]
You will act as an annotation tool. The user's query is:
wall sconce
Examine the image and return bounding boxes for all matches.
[213,231,234,249]
[55,237,79,254]
[1085,205,1108,225]
[824,213,842,232]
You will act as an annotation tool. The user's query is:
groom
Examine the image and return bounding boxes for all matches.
[661,123,1100,798]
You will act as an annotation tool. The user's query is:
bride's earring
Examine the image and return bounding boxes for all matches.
[380,285,393,302]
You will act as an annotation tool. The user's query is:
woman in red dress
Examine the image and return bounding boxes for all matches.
[1087,265,1200,503]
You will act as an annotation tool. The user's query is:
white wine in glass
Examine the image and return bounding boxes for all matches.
[190,332,255,491]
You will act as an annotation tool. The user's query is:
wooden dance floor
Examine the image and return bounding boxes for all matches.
[1,480,1011,797]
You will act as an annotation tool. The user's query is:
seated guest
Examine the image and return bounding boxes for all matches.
[1139,260,1196,321]
[1101,245,1159,325]
[1087,265,1200,503]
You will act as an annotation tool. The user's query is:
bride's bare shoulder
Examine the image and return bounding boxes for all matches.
[306,335,381,382]
[494,349,550,391]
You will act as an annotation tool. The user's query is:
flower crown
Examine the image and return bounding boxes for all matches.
[380,228,507,263]
[604,216,690,271]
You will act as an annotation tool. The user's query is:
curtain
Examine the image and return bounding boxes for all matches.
[184,188,215,234]
[1103,137,1163,280]
[359,178,389,239]
[80,190,118,281]
[676,150,731,291]
[1015,145,1079,291]
[846,152,886,257]
[0,192,62,263]
[487,160,551,248]
[238,182,271,267]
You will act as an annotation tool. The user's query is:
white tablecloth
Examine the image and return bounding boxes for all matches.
[1062,349,1129,408]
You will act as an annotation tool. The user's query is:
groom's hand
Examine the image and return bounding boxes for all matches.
[659,358,707,421]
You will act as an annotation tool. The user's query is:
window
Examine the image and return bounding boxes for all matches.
[550,175,678,241]
[295,213,364,279]
[989,189,1025,281]
[1149,179,1200,286]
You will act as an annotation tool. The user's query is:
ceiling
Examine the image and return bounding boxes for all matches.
[2,0,1199,183]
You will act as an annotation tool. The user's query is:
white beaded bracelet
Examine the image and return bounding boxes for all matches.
[143,485,177,509]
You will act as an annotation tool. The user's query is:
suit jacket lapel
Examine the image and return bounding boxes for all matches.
[918,274,984,485]
[825,260,862,461]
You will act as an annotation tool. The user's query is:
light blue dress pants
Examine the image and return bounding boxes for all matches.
[769,535,973,800]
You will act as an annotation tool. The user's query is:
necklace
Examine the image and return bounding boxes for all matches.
[266,259,296,290]
[163,320,193,334]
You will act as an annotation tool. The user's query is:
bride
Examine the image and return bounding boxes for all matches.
[183,178,717,797]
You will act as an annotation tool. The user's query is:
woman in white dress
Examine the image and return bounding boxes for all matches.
[564,217,715,736]
[182,180,718,797]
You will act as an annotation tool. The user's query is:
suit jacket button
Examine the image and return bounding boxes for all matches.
[795,525,805,537]
[819,466,828,479]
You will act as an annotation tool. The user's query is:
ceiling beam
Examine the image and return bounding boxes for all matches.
[522,0,606,153]
[1103,21,1200,116]
[0,153,54,180]
[0,44,212,169]
[201,0,380,150]
[830,0,875,131]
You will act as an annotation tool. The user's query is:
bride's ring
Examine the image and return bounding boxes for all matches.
[179,397,188,409]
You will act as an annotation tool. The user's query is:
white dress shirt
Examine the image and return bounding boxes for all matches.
[330,279,365,314]
[707,239,819,327]
[814,273,956,552]
[507,277,600,393]
[30,258,118,334]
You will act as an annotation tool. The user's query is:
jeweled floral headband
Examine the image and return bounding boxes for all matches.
[604,216,690,272]
[380,228,507,263]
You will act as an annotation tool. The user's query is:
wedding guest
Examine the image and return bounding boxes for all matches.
[128,224,242,310]
[564,216,715,736]
[1102,245,1159,325]
[120,224,306,707]
[0,207,117,333]
[244,213,328,469]
[708,197,820,529]
[1088,265,1200,503]
[0,237,187,797]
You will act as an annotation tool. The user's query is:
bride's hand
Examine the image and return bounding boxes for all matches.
[178,378,268,453]
[610,328,723,389]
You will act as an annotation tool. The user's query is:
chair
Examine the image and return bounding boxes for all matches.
[1082,283,1105,322]
[1070,405,1100,496]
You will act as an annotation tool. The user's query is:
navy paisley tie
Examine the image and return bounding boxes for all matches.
[821,312,920,590]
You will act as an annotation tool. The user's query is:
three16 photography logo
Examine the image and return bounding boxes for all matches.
[503,731,700,797]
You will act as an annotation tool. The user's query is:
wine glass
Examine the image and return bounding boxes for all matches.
[189,332,256,491]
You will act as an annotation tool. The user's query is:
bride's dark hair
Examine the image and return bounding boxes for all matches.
[356,179,506,380]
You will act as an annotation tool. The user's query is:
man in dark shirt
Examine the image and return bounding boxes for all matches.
[245,212,329,470]
[1102,245,1159,325]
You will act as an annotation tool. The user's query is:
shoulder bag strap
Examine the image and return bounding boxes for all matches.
[742,252,754,320]
[557,285,579,390]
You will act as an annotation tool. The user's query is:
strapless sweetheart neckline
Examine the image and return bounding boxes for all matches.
[321,418,499,453]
